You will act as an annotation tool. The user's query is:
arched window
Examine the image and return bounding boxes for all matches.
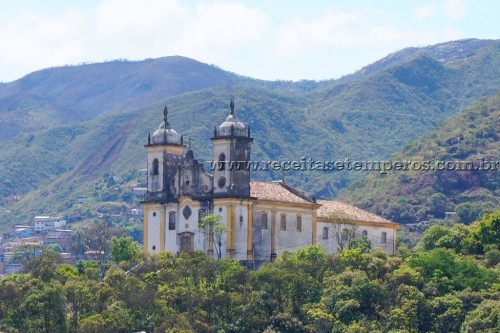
[381,232,387,244]
[322,227,328,239]
[280,214,286,230]
[362,230,368,237]
[341,228,349,242]
[261,212,268,229]
[152,158,159,175]
[218,153,226,171]
[296,215,302,232]
[169,212,176,230]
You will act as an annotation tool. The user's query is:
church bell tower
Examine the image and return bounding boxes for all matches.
[142,106,184,254]
[211,99,253,198]
[144,106,184,202]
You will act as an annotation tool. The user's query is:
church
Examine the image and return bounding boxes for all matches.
[141,100,398,265]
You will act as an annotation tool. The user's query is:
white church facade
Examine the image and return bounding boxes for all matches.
[142,101,398,264]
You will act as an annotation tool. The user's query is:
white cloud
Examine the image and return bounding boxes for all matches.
[442,26,463,40]
[0,0,270,81]
[442,0,467,19]
[173,1,271,62]
[412,3,437,20]
[270,9,455,59]
[0,0,477,82]
[0,8,89,75]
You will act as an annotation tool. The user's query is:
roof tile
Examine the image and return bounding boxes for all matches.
[250,181,312,204]
[317,200,395,224]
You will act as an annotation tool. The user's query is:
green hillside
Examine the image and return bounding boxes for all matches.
[340,93,499,224]
[0,39,499,228]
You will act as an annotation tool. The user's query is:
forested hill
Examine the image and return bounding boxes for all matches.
[340,92,499,224]
[0,39,499,228]
[0,211,498,332]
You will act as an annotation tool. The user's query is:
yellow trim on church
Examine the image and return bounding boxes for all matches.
[160,207,165,252]
[145,145,184,155]
[247,202,253,261]
[143,206,149,252]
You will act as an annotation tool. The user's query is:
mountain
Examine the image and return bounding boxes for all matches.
[0,39,499,228]
[1,39,495,142]
[353,38,496,78]
[0,56,247,141]
[339,93,499,224]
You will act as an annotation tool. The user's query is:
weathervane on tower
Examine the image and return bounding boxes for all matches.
[163,105,169,127]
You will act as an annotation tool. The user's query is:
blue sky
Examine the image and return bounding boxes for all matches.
[0,0,498,82]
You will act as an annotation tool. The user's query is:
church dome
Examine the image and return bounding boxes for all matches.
[217,99,247,137]
[150,106,182,145]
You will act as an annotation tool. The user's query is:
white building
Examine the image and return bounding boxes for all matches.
[34,216,67,232]
[142,102,398,265]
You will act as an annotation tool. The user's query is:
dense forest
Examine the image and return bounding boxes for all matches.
[0,212,498,333]
[341,92,499,224]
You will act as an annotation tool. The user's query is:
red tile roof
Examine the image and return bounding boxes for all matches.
[250,181,313,204]
[250,181,396,225]
[317,200,395,224]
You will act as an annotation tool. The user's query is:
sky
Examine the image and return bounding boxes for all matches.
[0,0,498,83]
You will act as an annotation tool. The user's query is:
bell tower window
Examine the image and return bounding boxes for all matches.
[218,153,226,171]
[152,158,159,175]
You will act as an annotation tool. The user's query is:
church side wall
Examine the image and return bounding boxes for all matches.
[252,209,271,261]
[276,211,312,256]
[252,203,315,261]
[233,203,249,261]
[316,221,396,255]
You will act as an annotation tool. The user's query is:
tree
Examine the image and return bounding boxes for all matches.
[110,236,141,263]
[264,313,306,333]
[421,224,470,253]
[65,279,96,332]
[199,214,227,260]
[320,270,386,324]
[455,203,483,224]
[20,249,63,282]
[470,211,500,252]
[70,228,87,259]
[46,244,63,253]
[429,294,464,333]
[348,236,372,253]
[11,281,67,333]
[327,216,358,252]
[460,299,500,333]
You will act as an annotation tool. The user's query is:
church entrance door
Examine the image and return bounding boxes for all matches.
[179,233,194,252]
